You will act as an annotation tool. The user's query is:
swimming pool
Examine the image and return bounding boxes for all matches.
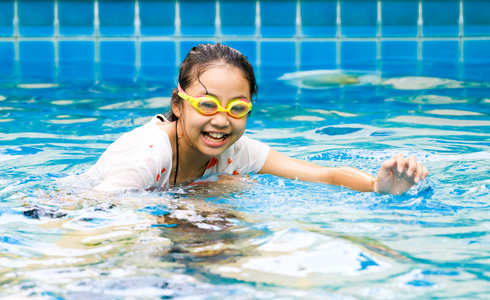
[1,0,490,299]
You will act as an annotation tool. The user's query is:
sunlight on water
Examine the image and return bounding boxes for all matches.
[278,69,381,89]
[98,97,171,110]
[1,65,490,299]
[389,116,490,127]
[17,83,60,89]
[278,70,489,90]
[425,109,484,116]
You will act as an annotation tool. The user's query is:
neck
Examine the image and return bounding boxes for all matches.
[173,122,210,185]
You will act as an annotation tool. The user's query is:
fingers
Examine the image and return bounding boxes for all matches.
[378,157,396,178]
[406,155,418,177]
[414,162,424,183]
[381,157,396,170]
[378,153,429,195]
[392,153,428,183]
[394,153,405,173]
[421,165,429,181]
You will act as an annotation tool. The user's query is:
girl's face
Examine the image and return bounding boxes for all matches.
[174,65,251,159]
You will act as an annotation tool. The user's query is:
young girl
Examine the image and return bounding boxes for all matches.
[85,43,428,195]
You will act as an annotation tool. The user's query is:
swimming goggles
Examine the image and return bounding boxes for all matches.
[177,84,252,118]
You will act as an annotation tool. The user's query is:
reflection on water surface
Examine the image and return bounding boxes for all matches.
[1,68,490,298]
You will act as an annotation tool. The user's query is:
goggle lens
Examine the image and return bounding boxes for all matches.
[197,98,250,118]
[198,98,219,113]
[229,102,249,116]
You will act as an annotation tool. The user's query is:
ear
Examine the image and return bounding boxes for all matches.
[171,90,183,118]
[172,102,182,118]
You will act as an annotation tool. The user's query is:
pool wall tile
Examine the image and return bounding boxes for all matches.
[261,42,296,68]
[341,41,377,70]
[0,1,14,37]
[58,0,95,36]
[19,41,55,79]
[381,61,419,77]
[300,41,336,70]
[341,0,377,37]
[381,41,418,60]
[98,0,135,36]
[260,41,297,100]
[422,40,459,61]
[59,41,95,79]
[0,42,15,77]
[18,0,55,37]
[300,0,337,37]
[180,0,216,36]
[381,1,418,37]
[422,0,460,37]
[463,1,490,36]
[139,0,176,36]
[260,0,297,37]
[140,41,176,80]
[260,41,296,78]
[4,0,490,82]
[99,41,136,80]
[19,41,55,62]
[421,62,459,79]
[381,41,418,75]
[463,40,490,62]
[421,40,460,77]
[221,1,256,36]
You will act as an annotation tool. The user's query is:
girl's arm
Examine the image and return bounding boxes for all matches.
[258,149,428,195]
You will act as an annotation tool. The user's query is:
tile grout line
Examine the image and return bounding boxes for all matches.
[216,0,221,43]
[135,0,141,78]
[336,0,341,69]
[417,0,423,75]
[459,0,464,64]
[295,0,301,71]
[295,0,301,97]
[13,0,19,79]
[54,0,59,78]
[376,0,382,74]
[458,0,464,79]
[94,0,100,83]
[175,0,181,72]
[255,0,261,80]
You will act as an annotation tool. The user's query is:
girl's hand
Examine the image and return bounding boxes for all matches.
[375,153,429,195]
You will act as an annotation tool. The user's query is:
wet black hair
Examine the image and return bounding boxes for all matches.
[165,43,258,121]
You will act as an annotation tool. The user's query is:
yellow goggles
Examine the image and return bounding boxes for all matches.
[177,84,252,119]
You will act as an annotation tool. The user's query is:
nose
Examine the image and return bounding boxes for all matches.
[209,111,230,128]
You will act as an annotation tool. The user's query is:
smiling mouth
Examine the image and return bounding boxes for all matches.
[203,132,230,142]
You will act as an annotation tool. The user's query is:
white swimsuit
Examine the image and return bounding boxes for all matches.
[84,115,270,192]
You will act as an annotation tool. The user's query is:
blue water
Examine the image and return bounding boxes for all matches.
[1,63,490,299]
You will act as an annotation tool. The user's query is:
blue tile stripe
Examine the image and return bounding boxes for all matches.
[1,0,489,81]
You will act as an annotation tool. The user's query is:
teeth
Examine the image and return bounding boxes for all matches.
[207,132,226,139]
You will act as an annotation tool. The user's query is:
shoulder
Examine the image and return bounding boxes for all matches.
[205,135,270,176]
[104,115,172,162]
[232,135,270,153]
[107,115,172,152]
[125,115,169,140]
[85,115,173,190]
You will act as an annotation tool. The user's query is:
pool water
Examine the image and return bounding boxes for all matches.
[1,62,490,299]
